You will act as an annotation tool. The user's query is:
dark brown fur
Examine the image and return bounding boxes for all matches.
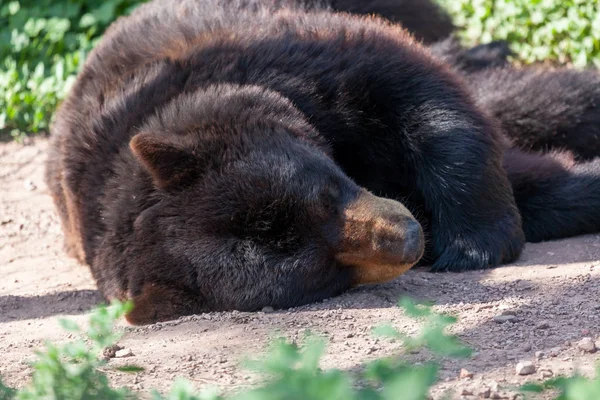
[465,68,600,161]
[45,0,600,324]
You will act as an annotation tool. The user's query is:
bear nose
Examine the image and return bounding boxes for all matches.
[401,219,425,264]
[370,216,424,265]
[334,189,425,285]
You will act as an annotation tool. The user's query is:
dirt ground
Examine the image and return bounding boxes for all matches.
[1,137,599,399]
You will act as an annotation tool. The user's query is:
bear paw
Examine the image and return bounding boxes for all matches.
[429,221,525,272]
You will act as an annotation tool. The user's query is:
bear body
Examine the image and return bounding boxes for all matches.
[46,0,600,324]
[225,0,455,44]
[465,68,600,161]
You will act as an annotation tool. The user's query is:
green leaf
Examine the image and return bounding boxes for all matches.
[115,365,145,373]
[58,318,80,333]
[372,324,402,339]
[79,13,97,29]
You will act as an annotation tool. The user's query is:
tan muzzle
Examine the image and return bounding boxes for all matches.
[335,190,425,285]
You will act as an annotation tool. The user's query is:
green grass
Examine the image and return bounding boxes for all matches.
[437,0,600,67]
[0,0,147,140]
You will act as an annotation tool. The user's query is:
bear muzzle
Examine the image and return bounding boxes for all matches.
[334,190,425,285]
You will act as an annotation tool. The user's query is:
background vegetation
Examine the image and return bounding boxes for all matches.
[2,0,600,138]
[0,0,147,139]
[438,0,600,68]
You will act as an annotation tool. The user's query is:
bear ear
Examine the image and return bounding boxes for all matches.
[130,133,199,190]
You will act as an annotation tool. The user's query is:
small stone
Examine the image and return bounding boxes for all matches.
[539,369,554,378]
[346,332,354,338]
[461,388,473,395]
[24,180,37,191]
[102,344,123,359]
[515,361,536,375]
[494,315,517,323]
[459,368,474,379]
[115,348,134,358]
[577,337,596,353]
[549,347,562,357]
[535,351,545,360]
[521,343,532,352]
[535,321,550,330]
[478,387,491,399]
[489,381,499,392]
[261,306,274,313]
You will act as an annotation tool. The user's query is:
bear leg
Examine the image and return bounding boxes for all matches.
[505,148,600,241]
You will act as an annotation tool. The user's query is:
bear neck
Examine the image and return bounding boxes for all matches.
[138,84,332,155]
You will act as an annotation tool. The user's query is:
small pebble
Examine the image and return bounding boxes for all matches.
[549,347,562,357]
[539,369,554,378]
[489,381,499,392]
[478,387,491,399]
[261,306,274,313]
[577,337,596,353]
[534,351,545,360]
[24,180,37,191]
[115,348,134,358]
[493,315,517,323]
[459,368,474,379]
[515,361,536,375]
[102,344,123,359]
[535,321,550,330]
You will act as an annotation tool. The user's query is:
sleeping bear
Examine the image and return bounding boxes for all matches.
[234,0,455,44]
[451,66,600,241]
[46,0,600,324]
[429,37,600,162]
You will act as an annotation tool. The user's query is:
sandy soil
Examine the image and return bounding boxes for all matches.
[1,137,599,399]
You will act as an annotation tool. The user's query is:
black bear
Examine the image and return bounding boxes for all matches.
[321,0,600,240]
[429,36,513,73]
[46,0,599,324]
[462,67,600,161]
[246,0,455,44]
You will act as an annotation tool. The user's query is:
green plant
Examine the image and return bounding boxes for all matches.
[521,370,600,400]
[14,300,136,399]
[1,297,597,400]
[437,0,600,68]
[0,298,471,400]
[0,0,147,139]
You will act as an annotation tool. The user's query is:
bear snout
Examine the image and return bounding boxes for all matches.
[371,217,424,266]
[333,189,424,285]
